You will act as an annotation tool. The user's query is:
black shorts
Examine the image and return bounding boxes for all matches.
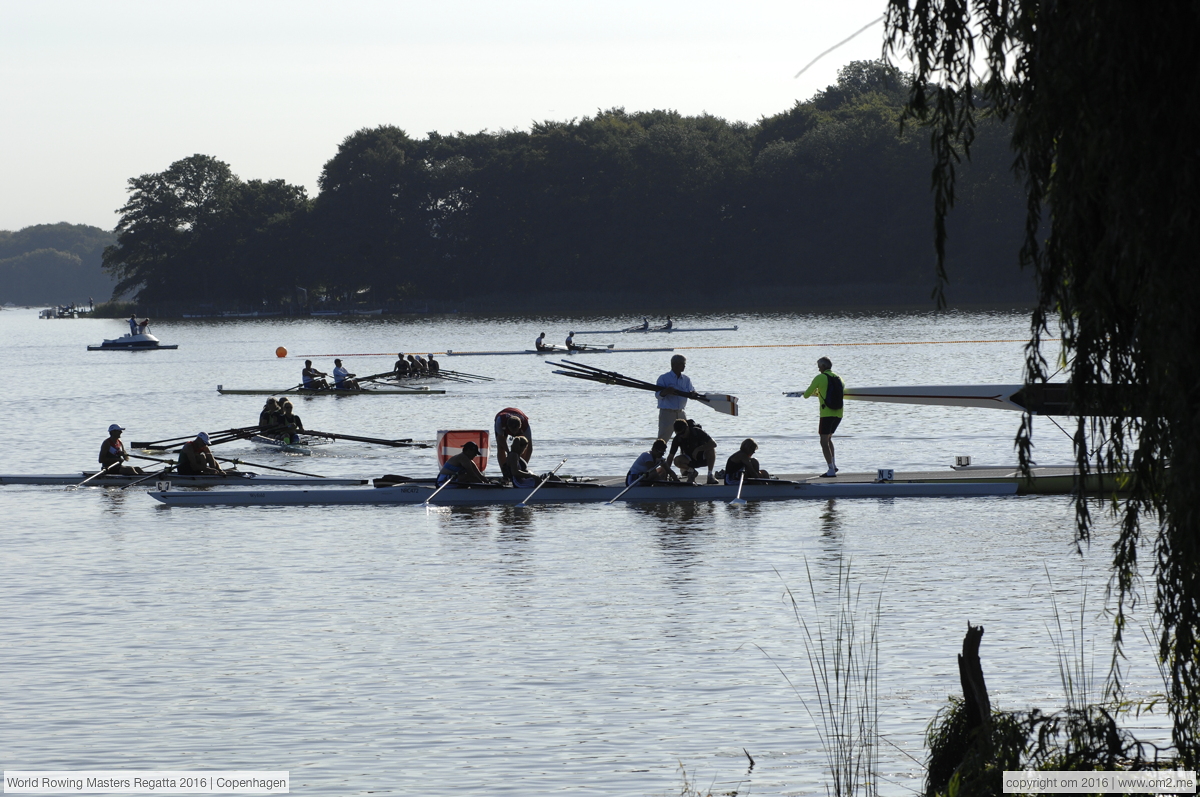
[819,416,842,435]
[684,449,710,468]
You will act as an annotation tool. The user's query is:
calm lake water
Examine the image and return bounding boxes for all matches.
[0,308,1166,795]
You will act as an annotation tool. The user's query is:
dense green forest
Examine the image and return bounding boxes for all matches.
[0,223,117,306]
[100,61,1031,314]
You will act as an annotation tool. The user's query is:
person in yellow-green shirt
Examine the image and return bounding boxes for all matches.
[802,357,845,477]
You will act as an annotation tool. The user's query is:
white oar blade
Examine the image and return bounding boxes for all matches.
[700,393,739,416]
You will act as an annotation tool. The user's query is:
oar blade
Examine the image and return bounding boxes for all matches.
[699,393,739,416]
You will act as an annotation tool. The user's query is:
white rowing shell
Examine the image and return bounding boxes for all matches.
[784,384,1027,411]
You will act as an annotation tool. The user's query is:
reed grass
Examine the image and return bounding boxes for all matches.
[762,561,884,797]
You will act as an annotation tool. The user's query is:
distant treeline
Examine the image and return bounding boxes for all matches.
[101,60,1031,315]
[0,224,117,306]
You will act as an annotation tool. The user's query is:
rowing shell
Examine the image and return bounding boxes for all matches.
[0,472,368,487]
[783,384,1078,414]
[149,479,1016,506]
[443,347,674,357]
[571,326,739,334]
[216,384,446,395]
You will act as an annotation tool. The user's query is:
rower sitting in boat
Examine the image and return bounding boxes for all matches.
[259,397,283,431]
[394,353,411,377]
[566,332,581,351]
[177,432,224,476]
[437,440,489,485]
[668,418,719,485]
[426,354,440,375]
[279,399,304,443]
[332,359,361,390]
[626,438,672,486]
[663,316,673,330]
[535,332,551,351]
[98,423,144,475]
[724,438,770,485]
[302,360,330,390]
[408,354,425,375]
[505,436,561,488]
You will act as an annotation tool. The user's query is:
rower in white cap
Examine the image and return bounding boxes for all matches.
[177,432,224,476]
[98,424,144,475]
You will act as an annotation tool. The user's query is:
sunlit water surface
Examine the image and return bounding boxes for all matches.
[0,309,1165,795]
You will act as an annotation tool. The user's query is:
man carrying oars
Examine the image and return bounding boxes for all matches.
[655,354,699,441]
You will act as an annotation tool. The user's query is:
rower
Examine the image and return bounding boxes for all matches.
[394,353,411,378]
[302,359,330,390]
[667,418,718,485]
[98,423,144,475]
[437,440,488,485]
[535,332,550,351]
[259,397,283,432]
[332,358,361,390]
[724,438,770,484]
[426,354,440,375]
[641,317,649,330]
[626,438,671,486]
[408,354,424,375]
[566,332,580,351]
[177,432,224,476]
[494,407,533,482]
[663,315,673,330]
[506,436,559,488]
[279,399,304,444]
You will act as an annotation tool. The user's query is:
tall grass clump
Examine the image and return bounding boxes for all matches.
[768,562,884,797]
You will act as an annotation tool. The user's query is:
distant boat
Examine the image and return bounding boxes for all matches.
[88,332,178,351]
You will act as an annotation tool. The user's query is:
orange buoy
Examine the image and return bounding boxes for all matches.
[275,346,288,358]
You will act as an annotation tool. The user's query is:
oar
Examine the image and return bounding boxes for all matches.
[302,429,431,448]
[127,451,325,479]
[75,462,122,487]
[729,472,747,505]
[423,476,458,507]
[607,471,648,505]
[550,360,739,416]
[440,369,494,381]
[120,465,176,491]
[515,459,567,508]
[132,426,264,449]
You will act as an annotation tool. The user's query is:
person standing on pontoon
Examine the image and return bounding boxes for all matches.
[302,360,330,390]
[98,424,144,475]
[333,359,361,390]
[655,354,699,441]
[494,407,533,482]
[127,315,138,335]
[802,356,845,477]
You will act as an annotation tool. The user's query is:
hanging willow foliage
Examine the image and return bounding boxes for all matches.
[885,0,1200,763]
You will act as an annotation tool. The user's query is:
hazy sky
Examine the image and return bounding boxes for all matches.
[1,0,893,232]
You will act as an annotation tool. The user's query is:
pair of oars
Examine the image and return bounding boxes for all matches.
[547,360,739,416]
[421,459,568,508]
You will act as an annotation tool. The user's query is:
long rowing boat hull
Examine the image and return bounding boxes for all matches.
[1,473,369,487]
[149,480,1016,506]
[571,326,740,334]
[444,347,673,356]
[216,385,446,395]
[784,385,1028,412]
